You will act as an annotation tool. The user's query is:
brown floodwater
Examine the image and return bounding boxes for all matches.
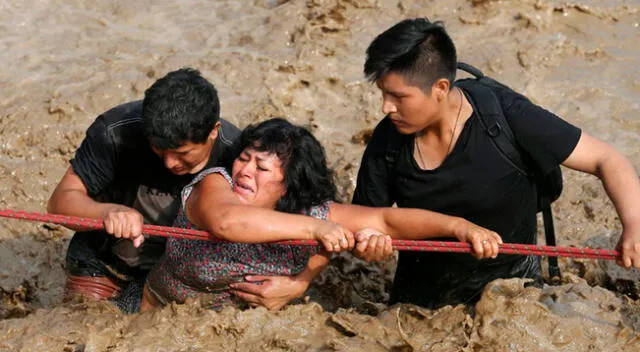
[1,0,639,350]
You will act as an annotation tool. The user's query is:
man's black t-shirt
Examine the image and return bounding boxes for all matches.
[352,85,581,308]
[67,100,240,276]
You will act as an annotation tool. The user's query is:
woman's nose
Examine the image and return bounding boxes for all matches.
[237,161,255,177]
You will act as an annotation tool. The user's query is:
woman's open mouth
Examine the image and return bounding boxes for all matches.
[232,181,254,196]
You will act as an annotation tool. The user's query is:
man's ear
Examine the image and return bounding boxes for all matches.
[432,78,451,102]
[208,122,222,141]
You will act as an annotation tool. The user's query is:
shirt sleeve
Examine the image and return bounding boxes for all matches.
[502,95,582,175]
[70,116,117,197]
[351,117,396,207]
[180,167,232,215]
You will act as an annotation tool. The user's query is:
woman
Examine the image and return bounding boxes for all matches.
[141,118,502,311]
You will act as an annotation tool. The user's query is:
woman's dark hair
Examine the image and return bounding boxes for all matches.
[364,18,457,92]
[234,118,337,214]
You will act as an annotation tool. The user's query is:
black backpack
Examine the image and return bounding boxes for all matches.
[385,62,563,278]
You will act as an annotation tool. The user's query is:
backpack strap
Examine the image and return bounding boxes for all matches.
[456,79,528,177]
[456,63,561,279]
[540,196,561,278]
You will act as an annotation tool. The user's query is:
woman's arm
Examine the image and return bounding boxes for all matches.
[186,173,354,251]
[562,132,640,268]
[328,203,502,258]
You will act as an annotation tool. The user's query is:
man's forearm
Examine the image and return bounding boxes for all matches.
[47,189,122,231]
[598,153,640,231]
[47,167,118,224]
[49,189,107,217]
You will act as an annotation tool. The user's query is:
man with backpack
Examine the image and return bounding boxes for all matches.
[351,18,640,309]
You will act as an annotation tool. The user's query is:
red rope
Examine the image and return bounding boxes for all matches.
[0,209,619,261]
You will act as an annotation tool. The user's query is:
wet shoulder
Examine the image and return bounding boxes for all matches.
[93,100,146,152]
[188,167,232,189]
[483,82,530,112]
[180,167,232,205]
[99,100,144,131]
[208,118,241,170]
[218,118,241,147]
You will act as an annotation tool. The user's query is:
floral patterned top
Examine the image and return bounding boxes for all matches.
[146,167,326,308]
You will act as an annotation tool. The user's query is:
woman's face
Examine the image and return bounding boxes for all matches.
[231,147,286,209]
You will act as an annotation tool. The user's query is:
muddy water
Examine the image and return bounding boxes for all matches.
[0,0,639,350]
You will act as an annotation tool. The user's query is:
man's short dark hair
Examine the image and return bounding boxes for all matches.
[235,118,337,214]
[142,68,220,149]
[364,18,457,92]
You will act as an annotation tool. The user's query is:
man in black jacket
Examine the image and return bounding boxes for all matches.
[48,68,241,306]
